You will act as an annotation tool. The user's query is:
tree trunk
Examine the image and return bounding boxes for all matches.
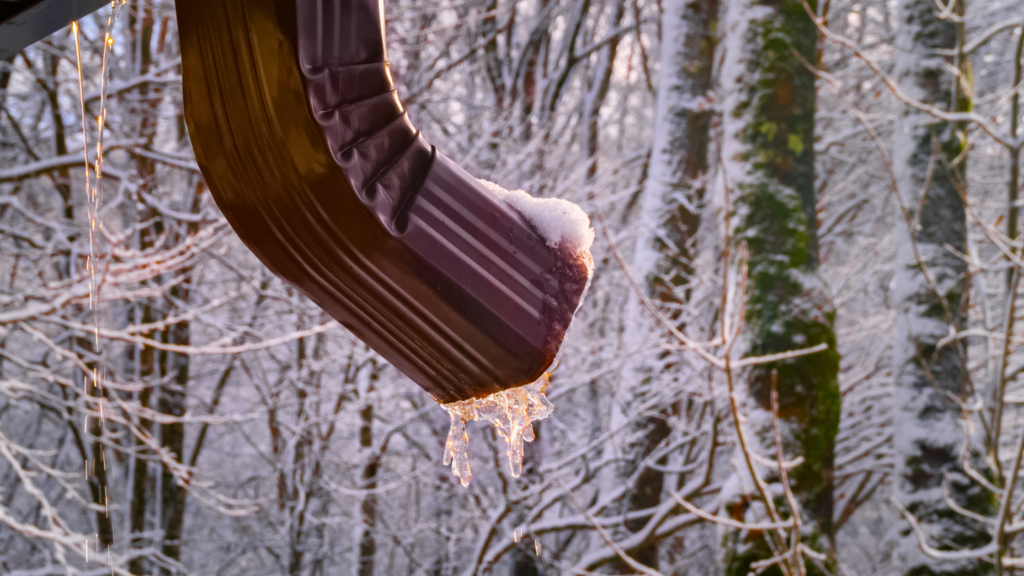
[720,0,840,572]
[357,365,380,576]
[890,1,992,574]
[582,0,624,181]
[32,42,118,554]
[634,0,716,312]
[128,313,154,575]
[83,337,115,550]
[159,278,190,572]
[159,180,201,572]
[617,0,718,570]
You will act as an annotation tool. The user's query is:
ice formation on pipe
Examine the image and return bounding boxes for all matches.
[442,375,554,486]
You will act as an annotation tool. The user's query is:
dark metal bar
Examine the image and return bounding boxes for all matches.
[0,0,109,61]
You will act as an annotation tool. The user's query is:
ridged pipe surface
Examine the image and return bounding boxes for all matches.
[176,0,590,403]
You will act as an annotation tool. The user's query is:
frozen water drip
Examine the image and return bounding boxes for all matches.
[440,375,554,486]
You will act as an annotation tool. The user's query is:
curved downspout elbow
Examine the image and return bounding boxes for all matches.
[177,0,591,403]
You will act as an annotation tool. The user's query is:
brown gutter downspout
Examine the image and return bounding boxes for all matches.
[176,0,590,403]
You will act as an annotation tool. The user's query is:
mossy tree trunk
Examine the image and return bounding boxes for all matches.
[890,1,993,574]
[720,0,841,573]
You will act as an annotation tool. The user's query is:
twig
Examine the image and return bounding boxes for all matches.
[772,374,806,576]
[556,479,665,576]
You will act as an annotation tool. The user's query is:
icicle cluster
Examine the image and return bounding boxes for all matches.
[440,375,554,486]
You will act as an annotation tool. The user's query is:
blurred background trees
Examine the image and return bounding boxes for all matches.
[1,0,1023,574]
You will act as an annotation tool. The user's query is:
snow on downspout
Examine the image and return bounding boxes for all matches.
[440,181,594,486]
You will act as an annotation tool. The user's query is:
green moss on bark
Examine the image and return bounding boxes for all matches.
[722,0,841,571]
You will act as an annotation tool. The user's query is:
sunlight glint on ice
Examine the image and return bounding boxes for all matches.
[440,375,554,486]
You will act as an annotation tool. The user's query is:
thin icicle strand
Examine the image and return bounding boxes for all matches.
[72,2,127,561]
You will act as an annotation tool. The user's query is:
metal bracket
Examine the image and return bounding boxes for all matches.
[1,0,109,61]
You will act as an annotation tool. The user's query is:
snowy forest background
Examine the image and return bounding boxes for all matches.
[2,0,1023,574]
